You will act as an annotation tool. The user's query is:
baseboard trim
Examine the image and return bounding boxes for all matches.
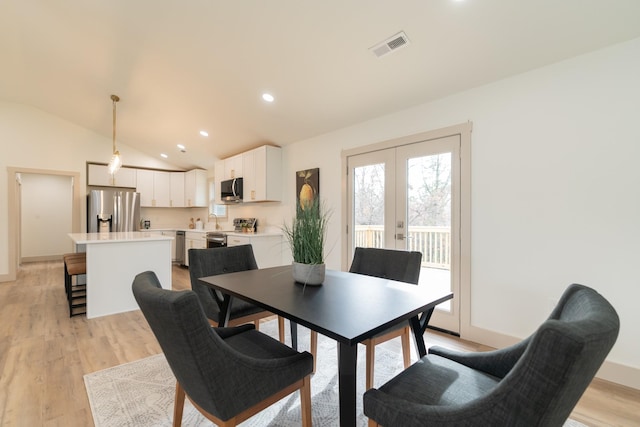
[596,360,640,390]
[461,324,639,390]
[0,272,15,283]
[21,255,62,263]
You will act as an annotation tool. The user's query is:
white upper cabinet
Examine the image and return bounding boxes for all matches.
[137,170,170,207]
[87,164,137,188]
[153,171,171,207]
[89,164,207,209]
[185,169,207,207]
[136,170,154,206]
[223,154,243,179]
[169,172,185,207]
[242,145,282,202]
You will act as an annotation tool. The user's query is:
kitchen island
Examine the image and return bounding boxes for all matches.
[68,232,173,319]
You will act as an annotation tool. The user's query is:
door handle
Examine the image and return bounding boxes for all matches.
[395,233,414,240]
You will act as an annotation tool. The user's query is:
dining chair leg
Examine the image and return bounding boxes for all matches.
[173,382,186,427]
[310,330,318,373]
[401,326,411,368]
[300,375,312,427]
[365,340,375,390]
[278,316,285,343]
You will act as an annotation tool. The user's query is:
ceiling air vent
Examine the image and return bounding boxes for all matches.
[369,31,410,58]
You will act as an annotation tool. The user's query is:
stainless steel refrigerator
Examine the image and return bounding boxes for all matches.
[87,188,141,232]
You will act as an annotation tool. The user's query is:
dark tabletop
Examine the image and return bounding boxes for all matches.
[199,265,453,345]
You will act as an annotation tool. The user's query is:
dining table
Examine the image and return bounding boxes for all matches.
[199,264,453,427]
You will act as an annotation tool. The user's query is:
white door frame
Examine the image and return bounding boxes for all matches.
[341,122,471,335]
[4,167,81,282]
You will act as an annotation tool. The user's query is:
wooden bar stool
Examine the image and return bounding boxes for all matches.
[63,253,87,316]
[63,253,85,293]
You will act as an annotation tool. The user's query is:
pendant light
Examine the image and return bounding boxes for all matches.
[107,94,122,175]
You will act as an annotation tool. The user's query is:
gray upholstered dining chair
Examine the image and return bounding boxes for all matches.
[188,245,284,342]
[132,270,313,427]
[363,283,620,427]
[309,247,422,389]
[350,247,422,389]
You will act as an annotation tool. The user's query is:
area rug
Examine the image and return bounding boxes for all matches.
[85,319,587,427]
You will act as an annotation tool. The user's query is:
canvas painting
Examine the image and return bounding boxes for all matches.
[296,168,319,210]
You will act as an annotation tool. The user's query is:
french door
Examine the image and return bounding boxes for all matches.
[346,134,461,333]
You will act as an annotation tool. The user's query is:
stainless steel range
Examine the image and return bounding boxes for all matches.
[205,232,227,248]
[205,218,257,248]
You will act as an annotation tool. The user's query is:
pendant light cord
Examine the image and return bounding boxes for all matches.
[111,94,120,154]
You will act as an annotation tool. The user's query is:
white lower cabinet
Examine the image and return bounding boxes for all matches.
[184,231,206,267]
[226,234,283,268]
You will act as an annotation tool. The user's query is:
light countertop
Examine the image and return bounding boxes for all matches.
[68,231,174,245]
[146,228,283,237]
[225,231,283,237]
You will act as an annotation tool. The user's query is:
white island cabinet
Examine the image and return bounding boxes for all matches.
[68,232,173,319]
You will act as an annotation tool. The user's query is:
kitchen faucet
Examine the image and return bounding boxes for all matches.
[208,213,220,230]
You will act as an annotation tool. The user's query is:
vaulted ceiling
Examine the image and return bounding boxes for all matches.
[2,1,640,169]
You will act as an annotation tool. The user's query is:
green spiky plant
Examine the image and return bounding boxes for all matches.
[283,197,330,265]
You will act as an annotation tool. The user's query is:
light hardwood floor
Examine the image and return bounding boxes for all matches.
[1,261,638,426]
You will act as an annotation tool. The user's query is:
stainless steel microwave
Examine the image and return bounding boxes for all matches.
[220,177,243,202]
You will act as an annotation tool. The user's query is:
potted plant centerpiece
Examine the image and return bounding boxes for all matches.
[283,197,330,285]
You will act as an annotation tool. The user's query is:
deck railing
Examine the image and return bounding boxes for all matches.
[354,225,451,269]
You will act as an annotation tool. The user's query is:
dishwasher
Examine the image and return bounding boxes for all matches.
[175,230,185,266]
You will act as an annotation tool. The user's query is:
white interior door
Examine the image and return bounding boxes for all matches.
[347,134,461,333]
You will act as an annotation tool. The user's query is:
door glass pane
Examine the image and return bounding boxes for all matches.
[407,153,452,311]
[353,163,385,248]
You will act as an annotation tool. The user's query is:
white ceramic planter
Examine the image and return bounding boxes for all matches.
[292,261,325,286]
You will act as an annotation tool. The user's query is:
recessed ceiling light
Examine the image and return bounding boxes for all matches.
[177,144,186,150]
[199,130,209,137]
[262,93,275,103]
[160,153,168,159]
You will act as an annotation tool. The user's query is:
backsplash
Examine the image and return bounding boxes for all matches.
[140,202,288,232]
[140,207,211,229]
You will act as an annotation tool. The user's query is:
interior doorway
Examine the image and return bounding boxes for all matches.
[5,167,81,281]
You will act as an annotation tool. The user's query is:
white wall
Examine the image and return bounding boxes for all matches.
[0,102,179,277]
[279,37,640,387]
